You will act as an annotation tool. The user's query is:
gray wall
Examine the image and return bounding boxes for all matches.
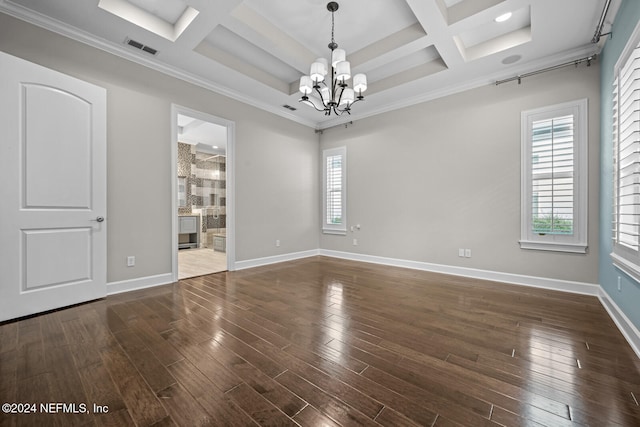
[0,12,320,283]
[320,63,601,284]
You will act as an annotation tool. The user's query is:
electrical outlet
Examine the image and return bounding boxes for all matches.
[465,249,472,258]
[276,239,280,247]
[458,248,465,257]
[353,238,358,246]
[127,256,135,267]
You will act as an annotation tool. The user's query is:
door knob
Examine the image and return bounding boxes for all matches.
[91,216,105,222]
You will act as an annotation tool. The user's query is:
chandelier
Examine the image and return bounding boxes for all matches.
[299,2,367,116]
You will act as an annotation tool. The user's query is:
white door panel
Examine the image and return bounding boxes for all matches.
[24,83,92,208]
[0,52,107,322]
[23,228,92,290]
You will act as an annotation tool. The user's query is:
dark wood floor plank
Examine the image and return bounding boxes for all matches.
[125,317,185,367]
[225,382,300,427]
[326,337,494,419]
[284,343,438,426]
[195,337,307,417]
[292,404,339,427]
[156,383,215,427]
[166,358,257,426]
[44,345,93,427]
[360,364,501,427]
[77,362,127,416]
[0,321,19,354]
[250,340,385,420]
[94,408,136,427]
[112,329,177,393]
[99,345,167,426]
[171,343,242,393]
[14,373,53,427]
[274,369,379,427]
[373,406,422,426]
[15,318,45,382]
[61,318,103,369]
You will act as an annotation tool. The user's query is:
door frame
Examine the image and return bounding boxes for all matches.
[170,104,236,281]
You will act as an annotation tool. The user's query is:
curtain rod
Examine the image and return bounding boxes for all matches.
[495,54,596,86]
[592,0,613,44]
[315,121,353,134]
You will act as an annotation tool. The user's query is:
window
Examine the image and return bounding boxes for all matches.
[612,23,640,281]
[520,99,588,253]
[323,146,346,235]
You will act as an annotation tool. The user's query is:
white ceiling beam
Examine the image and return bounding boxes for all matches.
[405,0,465,68]
[172,0,243,50]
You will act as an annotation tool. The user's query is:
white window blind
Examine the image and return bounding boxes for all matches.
[611,25,640,282]
[613,47,640,251]
[326,153,343,225]
[531,115,575,235]
[322,147,347,234]
[520,99,587,253]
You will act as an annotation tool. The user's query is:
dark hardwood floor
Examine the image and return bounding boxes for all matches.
[1,256,639,426]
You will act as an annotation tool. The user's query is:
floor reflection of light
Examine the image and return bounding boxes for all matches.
[324,281,346,348]
[524,325,579,420]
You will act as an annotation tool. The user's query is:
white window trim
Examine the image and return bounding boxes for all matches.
[611,19,640,282]
[322,146,347,235]
[520,99,588,253]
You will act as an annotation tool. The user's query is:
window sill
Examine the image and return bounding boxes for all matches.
[611,252,640,284]
[322,228,346,236]
[519,240,587,254]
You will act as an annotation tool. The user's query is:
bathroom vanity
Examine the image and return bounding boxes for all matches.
[178,215,200,249]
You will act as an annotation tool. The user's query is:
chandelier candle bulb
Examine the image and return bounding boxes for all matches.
[310,61,326,82]
[336,61,351,82]
[332,49,346,67]
[299,76,313,95]
[354,74,367,93]
[317,58,328,75]
[340,88,355,105]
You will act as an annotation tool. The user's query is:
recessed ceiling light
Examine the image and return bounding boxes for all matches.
[495,12,512,23]
[212,146,219,149]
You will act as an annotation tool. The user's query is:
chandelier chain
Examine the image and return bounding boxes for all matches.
[328,6,337,51]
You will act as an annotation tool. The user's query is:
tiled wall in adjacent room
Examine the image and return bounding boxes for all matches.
[177,142,227,247]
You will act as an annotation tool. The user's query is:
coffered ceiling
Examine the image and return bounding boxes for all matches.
[0,0,619,129]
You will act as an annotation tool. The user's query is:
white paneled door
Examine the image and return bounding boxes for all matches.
[0,52,107,322]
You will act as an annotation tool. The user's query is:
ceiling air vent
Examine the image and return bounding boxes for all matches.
[282,105,297,111]
[124,38,158,56]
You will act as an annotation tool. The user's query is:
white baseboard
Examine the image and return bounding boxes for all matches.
[107,273,174,295]
[319,249,600,296]
[234,249,320,271]
[598,287,640,359]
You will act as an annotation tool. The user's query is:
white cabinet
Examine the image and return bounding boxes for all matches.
[178,215,199,249]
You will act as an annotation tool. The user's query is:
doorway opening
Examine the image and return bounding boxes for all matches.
[171,106,235,280]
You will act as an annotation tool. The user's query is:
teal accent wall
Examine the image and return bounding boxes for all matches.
[600,0,640,329]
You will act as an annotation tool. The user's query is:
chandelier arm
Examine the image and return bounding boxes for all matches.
[330,67,337,105]
[334,105,351,115]
[299,92,327,112]
[335,84,346,106]
[313,85,330,110]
